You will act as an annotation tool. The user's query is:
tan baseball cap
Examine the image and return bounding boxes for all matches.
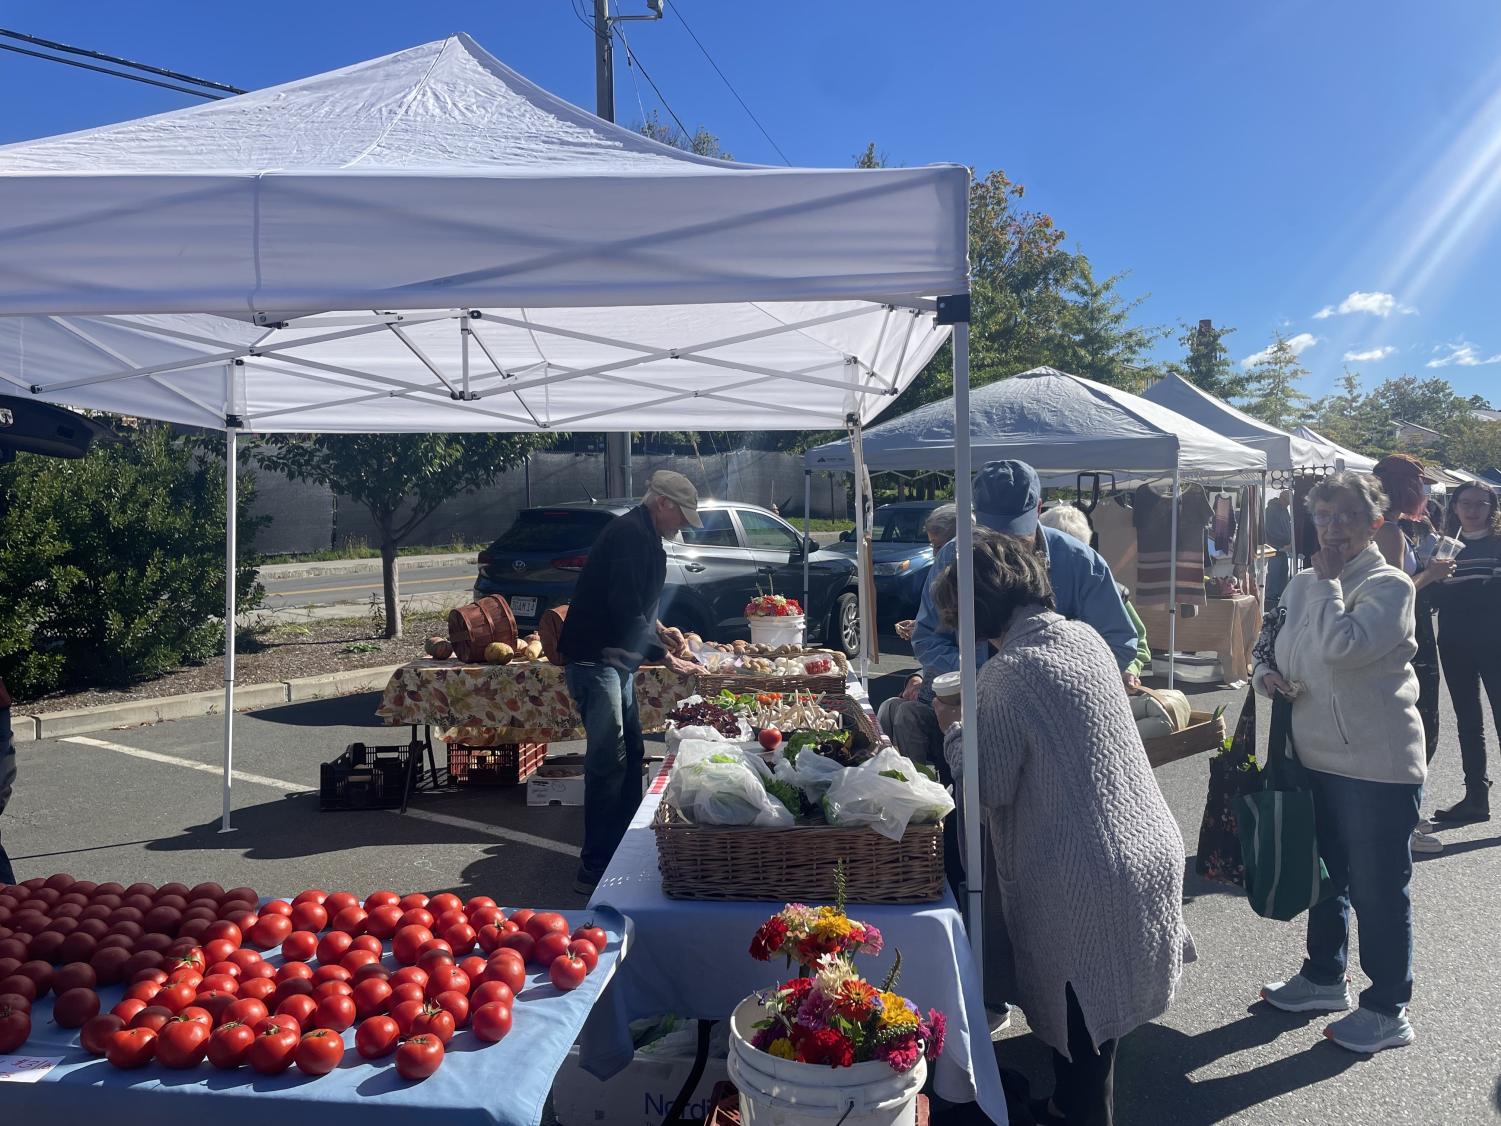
[647,469,702,527]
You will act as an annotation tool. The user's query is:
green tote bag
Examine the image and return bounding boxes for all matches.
[1235,694,1335,921]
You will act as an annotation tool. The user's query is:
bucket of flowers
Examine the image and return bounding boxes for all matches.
[746,590,805,648]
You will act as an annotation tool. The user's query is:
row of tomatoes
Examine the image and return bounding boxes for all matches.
[0,875,607,1083]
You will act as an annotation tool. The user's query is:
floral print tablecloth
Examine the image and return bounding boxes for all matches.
[377,660,686,744]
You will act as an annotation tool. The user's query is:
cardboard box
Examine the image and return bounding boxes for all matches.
[551,1028,729,1126]
[527,759,656,807]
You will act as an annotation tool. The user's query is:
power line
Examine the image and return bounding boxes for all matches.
[0,40,226,100]
[611,24,692,146]
[668,1,790,164]
[0,28,243,95]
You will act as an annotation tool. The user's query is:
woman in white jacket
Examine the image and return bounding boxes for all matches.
[1251,472,1425,1055]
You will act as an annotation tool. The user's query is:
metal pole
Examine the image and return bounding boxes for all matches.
[220,426,238,832]
[802,469,812,611]
[849,421,870,691]
[1167,467,1180,690]
[953,322,983,970]
[594,0,630,499]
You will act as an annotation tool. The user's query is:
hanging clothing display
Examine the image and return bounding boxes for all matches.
[1210,494,1237,557]
[1134,483,1212,610]
[1092,494,1138,595]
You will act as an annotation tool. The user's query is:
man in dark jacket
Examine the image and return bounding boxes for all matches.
[0,675,15,885]
[559,470,703,892]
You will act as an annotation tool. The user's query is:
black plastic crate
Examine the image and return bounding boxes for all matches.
[320,742,419,812]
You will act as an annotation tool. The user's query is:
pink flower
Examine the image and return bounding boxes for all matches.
[920,1009,947,1061]
[876,1033,921,1073]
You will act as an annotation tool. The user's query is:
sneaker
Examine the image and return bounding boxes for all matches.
[1416,817,1436,833]
[1410,828,1444,854]
[1323,1007,1415,1053]
[1433,789,1491,824]
[986,1005,1012,1040]
[1260,973,1352,1013]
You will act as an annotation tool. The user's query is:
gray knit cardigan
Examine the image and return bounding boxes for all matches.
[944,607,1193,1055]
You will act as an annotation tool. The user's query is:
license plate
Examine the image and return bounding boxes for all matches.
[510,596,538,619]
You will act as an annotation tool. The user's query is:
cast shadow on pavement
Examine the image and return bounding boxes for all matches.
[1182,856,1243,901]
[248,691,390,729]
[1414,831,1501,861]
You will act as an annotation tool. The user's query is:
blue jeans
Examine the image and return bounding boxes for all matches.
[1301,768,1421,1015]
[565,663,645,879]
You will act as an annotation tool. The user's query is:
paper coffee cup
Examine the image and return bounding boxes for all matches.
[932,671,962,704]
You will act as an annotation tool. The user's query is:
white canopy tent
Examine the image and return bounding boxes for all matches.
[1141,373,1326,474]
[803,367,1268,684]
[0,35,999,965]
[1291,426,1378,474]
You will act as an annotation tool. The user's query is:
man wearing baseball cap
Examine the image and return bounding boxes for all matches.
[559,469,704,892]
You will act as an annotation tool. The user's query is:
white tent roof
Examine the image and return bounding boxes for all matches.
[803,366,1267,478]
[1291,426,1378,473]
[0,34,964,432]
[1140,372,1325,472]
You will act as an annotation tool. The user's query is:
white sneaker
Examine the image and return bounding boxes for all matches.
[1323,1006,1415,1053]
[1416,817,1436,833]
[1411,828,1443,854]
[1260,973,1352,1013]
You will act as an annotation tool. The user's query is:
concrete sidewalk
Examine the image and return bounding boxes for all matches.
[258,551,476,581]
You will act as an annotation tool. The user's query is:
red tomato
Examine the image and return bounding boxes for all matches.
[389,998,425,1037]
[203,938,239,966]
[476,925,506,954]
[411,1002,456,1044]
[315,980,354,1000]
[221,886,260,908]
[207,961,242,980]
[224,996,270,1026]
[390,965,429,990]
[249,914,293,950]
[313,964,353,987]
[111,997,148,1024]
[443,923,478,956]
[188,882,225,902]
[276,993,319,1027]
[399,908,436,932]
[465,896,498,916]
[531,932,571,967]
[314,993,358,1032]
[392,925,434,966]
[176,1004,215,1028]
[364,905,404,941]
[317,931,355,965]
[398,893,430,911]
[434,908,467,933]
[15,960,52,994]
[471,1000,513,1043]
[290,902,329,933]
[524,912,569,942]
[106,1025,157,1067]
[363,890,400,912]
[395,1033,444,1081]
[549,953,588,992]
[224,909,259,935]
[292,889,328,907]
[353,977,393,1019]
[389,982,424,1008]
[433,989,469,1028]
[426,966,471,1000]
[90,946,132,986]
[158,980,198,1013]
[567,939,600,972]
[156,1017,211,1068]
[200,973,239,994]
[173,946,208,973]
[261,899,293,918]
[295,1028,345,1076]
[142,906,182,935]
[52,962,98,994]
[495,931,534,963]
[340,948,381,974]
[275,960,315,984]
[166,967,204,990]
[483,951,526,994]
[226,947,263,971]
[54,987,101,1027]
[468,906,503,930]
[194,990,237,1023]
[322,891,359,916]
[130,1004,175,1033]
[331,906,368,936]
[351,962,390,985]
[508,908,534,930]
[0,1000,29,1052]
[471,980,514,1009]
[573,924,608,952]
[418,945,456,974]
[248,1021,300,1075]
[428,892,463,916]
[460,955,487,982]
[239,977,278,1003]
[349,934,383,957]
[0,975,38,1004]
[355,1013,401,1059]
[273,977,316,1008]
[58,932,99,964]
[207,1020,256,1068]
[124,979,162,1004]
[81,1013,126,1055]
[281,931,319,963]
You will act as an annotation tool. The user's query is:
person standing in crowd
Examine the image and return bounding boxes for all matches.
[1040,504,1151,684]
[1373,454,1453,853]
[558,470,704,893]
[0,674,14,885]
[882,504,960,742]
[1264,489,1294,607]
[1430,482,1501,824]
[931,533,1191,1126]
[1253,472,1424,1054]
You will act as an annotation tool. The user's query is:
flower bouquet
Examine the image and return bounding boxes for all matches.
[745,593,803,618]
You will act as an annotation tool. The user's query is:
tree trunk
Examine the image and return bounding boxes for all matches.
[380,533,402,640]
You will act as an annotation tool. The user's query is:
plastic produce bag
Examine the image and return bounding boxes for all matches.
[664,744,791,827]
[822,747,955,840]
[665,724,728,749]
[772,747,845,802]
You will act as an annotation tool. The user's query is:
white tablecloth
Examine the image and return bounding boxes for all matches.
[577,760,1008,1123]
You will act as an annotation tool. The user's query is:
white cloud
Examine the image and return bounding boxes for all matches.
[1426,341,1501,368]
[1343,345,1396,362]
[1243,332,1319,368]
[1313,291,1417,319]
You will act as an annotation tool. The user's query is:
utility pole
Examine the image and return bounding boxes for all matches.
[593,0,663,499]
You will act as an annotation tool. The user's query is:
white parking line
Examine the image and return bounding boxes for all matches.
[61,736,577,857]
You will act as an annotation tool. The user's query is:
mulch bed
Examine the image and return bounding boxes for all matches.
[17,615,446,714]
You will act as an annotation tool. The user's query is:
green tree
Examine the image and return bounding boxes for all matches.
[1240,336,1312,429]
[638,110,732,159]
[0,425,263,697]
[853,142,887,168]
[1055,260,1168,391]
[1167,319,1245,399]
[256,434,543,639]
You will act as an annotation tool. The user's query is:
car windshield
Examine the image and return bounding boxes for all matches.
[877,509,932,543]
[488,509,614,553]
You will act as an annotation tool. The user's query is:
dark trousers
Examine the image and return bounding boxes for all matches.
[1265,549,1291,608]
[1302,769,1420,1015]
[1049,983,1117,1126]
[564,663,645,879]
[1439,631,1501,789]
[1414,612,1441,764]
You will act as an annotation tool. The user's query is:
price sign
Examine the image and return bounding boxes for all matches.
[0,1054,63,1083]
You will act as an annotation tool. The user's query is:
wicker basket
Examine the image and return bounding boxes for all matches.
[696,671,848,699]
[446,741,547,786]
[447,596,518,663]
[652,802,944,903]
[1143,710,1226,769]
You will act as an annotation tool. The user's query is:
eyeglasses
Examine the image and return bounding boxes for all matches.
[1456,499,1494,511]
[1311,511,1368,527]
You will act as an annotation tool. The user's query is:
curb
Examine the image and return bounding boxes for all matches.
[258,552,476,581]
[14,664,405,744]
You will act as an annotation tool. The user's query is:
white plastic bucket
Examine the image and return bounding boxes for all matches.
[727,997,926,1126]
[749,615,805,649]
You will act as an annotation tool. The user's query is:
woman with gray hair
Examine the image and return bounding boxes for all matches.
[1251,471,1425,1054]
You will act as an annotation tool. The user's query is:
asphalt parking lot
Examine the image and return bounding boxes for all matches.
[5,649,1499,1124]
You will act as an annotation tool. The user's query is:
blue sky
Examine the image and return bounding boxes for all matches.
[4,0,1500,404]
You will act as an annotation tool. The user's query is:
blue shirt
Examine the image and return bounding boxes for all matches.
[911,526,1139,676]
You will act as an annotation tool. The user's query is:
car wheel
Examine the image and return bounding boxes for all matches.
[830,591,860,657]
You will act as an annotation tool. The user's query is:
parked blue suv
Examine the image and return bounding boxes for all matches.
[825,501,942,621]
[473,501,862,655]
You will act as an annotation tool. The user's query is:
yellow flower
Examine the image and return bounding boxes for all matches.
[810,907,854,942]
[768,1038,795,1060]
[879,991,919,1031]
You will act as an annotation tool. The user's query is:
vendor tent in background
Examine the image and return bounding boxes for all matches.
[1141,373,1326,474]
[1291,426,1378,474]
[0,31,989,949]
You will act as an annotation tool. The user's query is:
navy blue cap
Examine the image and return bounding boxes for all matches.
[975,460,1041,537]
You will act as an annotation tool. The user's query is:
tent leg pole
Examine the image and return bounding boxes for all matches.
[803,470,812,612]
[221,427,238,833]
[1168,467,1180,690]
[850,425,870,692]
[953,321,984,975]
